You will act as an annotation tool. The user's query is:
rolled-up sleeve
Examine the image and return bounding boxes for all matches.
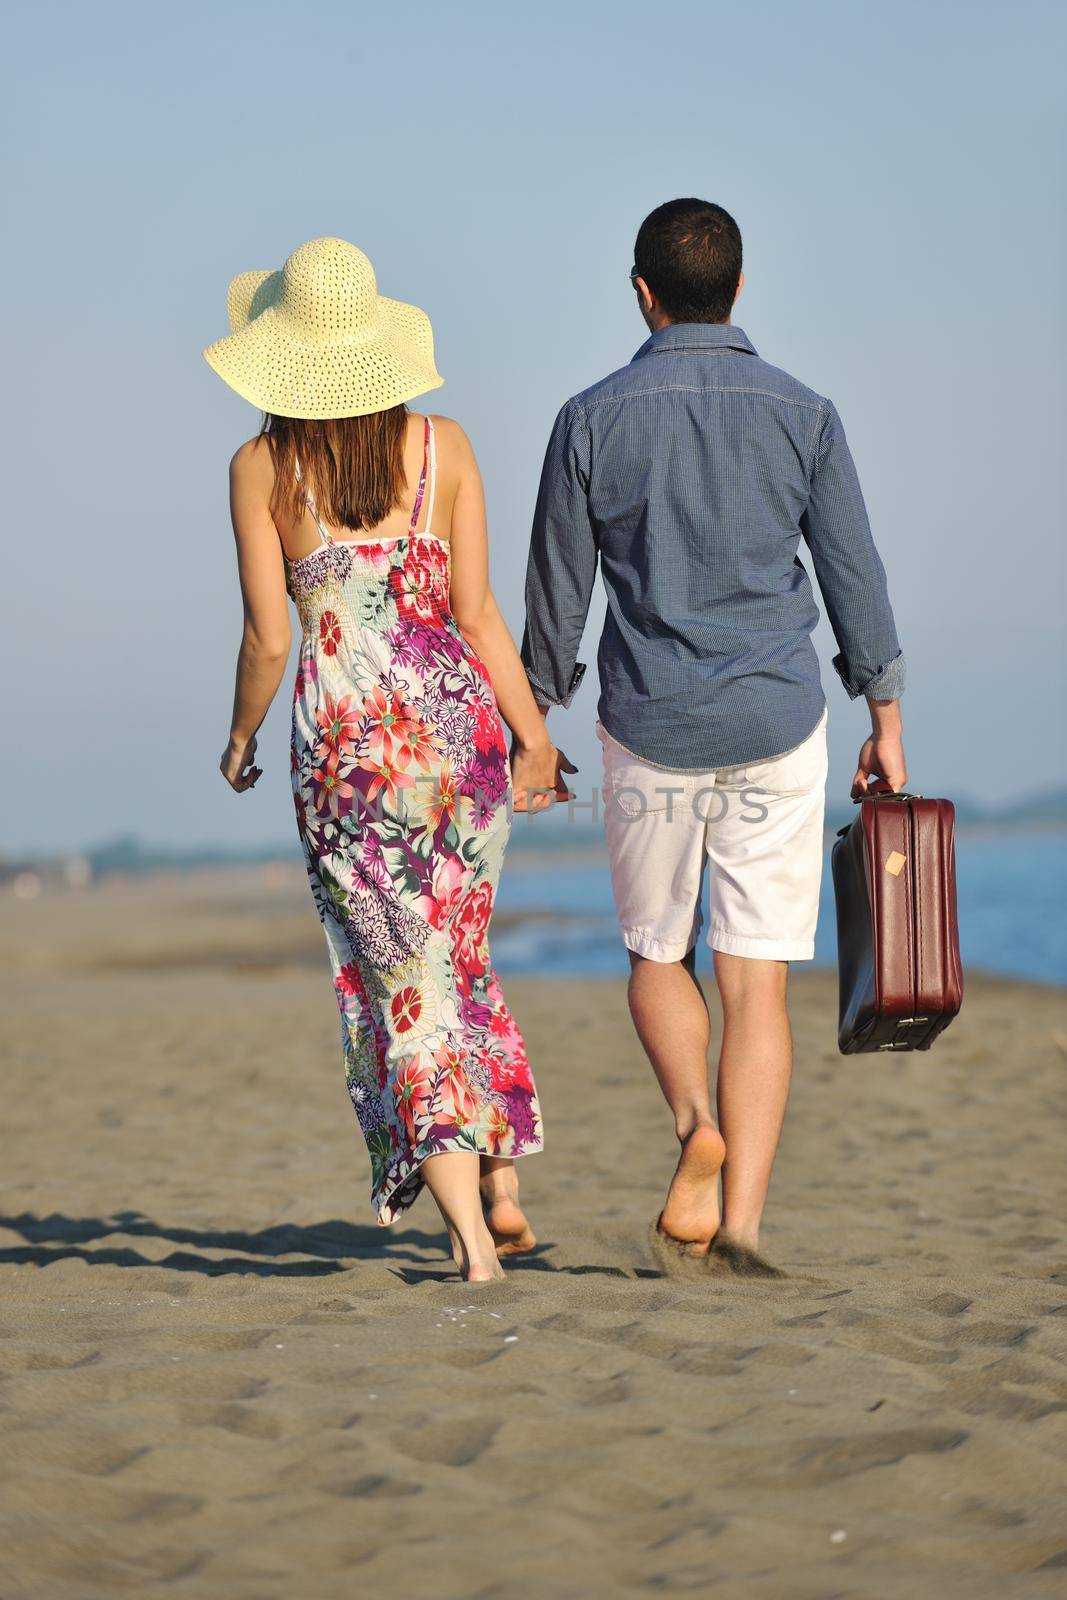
[801,401,906,701]
[521,400,598,709]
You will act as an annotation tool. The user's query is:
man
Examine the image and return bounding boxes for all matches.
[521,198,906,1267]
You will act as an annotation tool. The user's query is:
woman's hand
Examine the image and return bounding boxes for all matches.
[220,733,262,792]
[511,734,577,813]
[223,440,291,792]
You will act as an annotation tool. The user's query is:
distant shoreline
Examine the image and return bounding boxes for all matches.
[3,849,1064,991]
[3,814,1065,889]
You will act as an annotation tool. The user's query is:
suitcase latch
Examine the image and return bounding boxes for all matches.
[878,1016,930,1049]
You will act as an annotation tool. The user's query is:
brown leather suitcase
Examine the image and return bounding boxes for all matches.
[831,792,963,1053]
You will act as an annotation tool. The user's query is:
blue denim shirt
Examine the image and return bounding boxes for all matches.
[521,322,905,770]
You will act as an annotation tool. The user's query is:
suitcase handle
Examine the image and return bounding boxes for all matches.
[850,789,924,803]
[836,789,925,838]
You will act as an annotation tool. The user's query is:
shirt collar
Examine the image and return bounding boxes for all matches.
[631,322,758,362]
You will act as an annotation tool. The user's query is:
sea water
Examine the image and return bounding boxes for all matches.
[492,830,1067,986]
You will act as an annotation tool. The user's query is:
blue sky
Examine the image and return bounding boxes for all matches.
[3,0,1064,853]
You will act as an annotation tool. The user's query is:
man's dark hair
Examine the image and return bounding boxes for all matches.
[634,199,743,324]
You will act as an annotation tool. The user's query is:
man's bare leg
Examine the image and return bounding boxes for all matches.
[627,950,726,1249]
[713,951,792,1253]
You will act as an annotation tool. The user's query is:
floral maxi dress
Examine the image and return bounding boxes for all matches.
[287,417,542,1222]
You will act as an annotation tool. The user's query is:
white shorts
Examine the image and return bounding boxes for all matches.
[597,707,828,963]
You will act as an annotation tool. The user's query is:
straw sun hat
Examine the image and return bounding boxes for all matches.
[203,237,443,419]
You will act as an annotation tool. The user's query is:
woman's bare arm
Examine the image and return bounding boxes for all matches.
[220,440,291,792]
[444,420,574,811]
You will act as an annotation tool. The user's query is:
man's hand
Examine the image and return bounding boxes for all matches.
[511,734,577,813]
[852,733,908,797]
[852,698,907,797]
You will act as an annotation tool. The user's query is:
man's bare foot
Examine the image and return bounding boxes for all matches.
[658,1124,726,1254]
[479,1158,537,1257]
[708,1234,784,1278]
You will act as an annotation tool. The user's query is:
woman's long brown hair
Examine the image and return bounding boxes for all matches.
[261,405,409,532]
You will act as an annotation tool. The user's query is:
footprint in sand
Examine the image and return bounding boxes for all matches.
[322,1473,422,1499]
[947,1494,1027,1528]
[172,1327,279,1352]
[114,1368,270,1402]
[2,1478,202,1526]
[642,1562,722,1590]
[398,1416,500,1467]
[6,1436,153,1478]
[18,1541,206,1587]
[580,1376,633,1407]
[822,1310,962,1366]
[104,1488,205,1525]
[533,1309,751,1376]
[939,1319,1033,1348]
[180,1400,283,1439]
[924,1292,973,1316]
[2,1346,101,1371]
[945,1361,1067,1423]
[777,1309,830,1327]
[745,1425,967,1488]
[431,1346,507,1371]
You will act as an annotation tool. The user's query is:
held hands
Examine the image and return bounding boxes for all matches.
[511,734,577,813]
[220,733,262,793]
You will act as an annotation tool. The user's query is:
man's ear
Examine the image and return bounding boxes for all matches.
[734,270,745,305]
[634,276,655,317]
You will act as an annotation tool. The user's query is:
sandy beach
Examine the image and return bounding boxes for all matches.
[2,868,1066,1599]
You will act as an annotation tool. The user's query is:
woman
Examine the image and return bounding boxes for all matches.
[203,237,572,1282]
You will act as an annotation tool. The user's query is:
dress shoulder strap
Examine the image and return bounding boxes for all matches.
[424,417,438,533]
[294,454,333,545]
[407,416,432,535]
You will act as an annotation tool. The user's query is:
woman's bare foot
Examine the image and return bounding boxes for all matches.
[479,1156,537,1257]
[658,1123,726,1254]
[485,1196,537,1257]
[443,1219,502,1279]
[461,1223,506,1283]
[421,1150,506,1282]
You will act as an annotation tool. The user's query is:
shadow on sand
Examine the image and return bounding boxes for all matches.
[0,1212,662,1283]
[0,1210,446,1278]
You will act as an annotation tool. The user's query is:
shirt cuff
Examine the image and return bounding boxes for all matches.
[832,650,906,702]
[527,661,587,711]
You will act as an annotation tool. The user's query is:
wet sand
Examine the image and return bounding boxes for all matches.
[2,870,1066,1598]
